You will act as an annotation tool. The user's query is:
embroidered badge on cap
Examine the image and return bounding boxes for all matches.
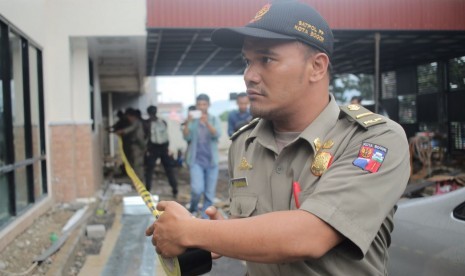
[353,142,387,173]
[250,3,271,23]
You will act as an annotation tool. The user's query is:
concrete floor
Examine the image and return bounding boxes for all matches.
[78,196,246,276]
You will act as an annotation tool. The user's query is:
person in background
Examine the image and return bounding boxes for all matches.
[228,92,252,136]
[108,110,129,133]
[108,109,131,176]
[146,1,410,275]
[144,105,179,197]
[181,105,197,129]
[350,95,363,105]
[351,95,390,118]
[182,94,222,218]
[115,108,146,181]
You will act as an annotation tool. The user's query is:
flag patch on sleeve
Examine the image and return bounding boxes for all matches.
[353,142,388,173]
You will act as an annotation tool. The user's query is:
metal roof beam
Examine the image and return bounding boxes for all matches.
[171,32,198,75]
[212,53,242,75]
[192,48,221,76]
[149,30,163,76]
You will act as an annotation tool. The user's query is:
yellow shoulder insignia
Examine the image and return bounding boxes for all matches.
[340,104,386,130]
[230,118,260,141]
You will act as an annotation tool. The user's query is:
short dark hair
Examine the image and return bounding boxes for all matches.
[237,92,248,99]
[147,105,157,115]
[351,96,363,103]
[196,93,210,103]
[125,108,138,117]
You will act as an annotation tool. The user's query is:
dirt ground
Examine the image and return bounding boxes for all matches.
[0,205,76,276]
[0,165,230,276]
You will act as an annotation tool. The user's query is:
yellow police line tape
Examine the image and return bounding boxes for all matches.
[117,136,181,276]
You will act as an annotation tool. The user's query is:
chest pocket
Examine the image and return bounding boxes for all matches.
[229,194,258,218]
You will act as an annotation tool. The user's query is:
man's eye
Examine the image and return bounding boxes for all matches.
[261,57,272,63]
[243,59,250,66]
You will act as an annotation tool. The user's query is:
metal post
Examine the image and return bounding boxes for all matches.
[193,76,198,101]
[108,92,114,157]
[374,32,381,113]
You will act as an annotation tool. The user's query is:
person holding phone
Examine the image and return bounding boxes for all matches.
[182,94,222,218]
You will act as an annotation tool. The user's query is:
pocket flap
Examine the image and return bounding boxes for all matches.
[230,195,258,218]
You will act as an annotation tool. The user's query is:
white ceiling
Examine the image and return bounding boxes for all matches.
[88,36,146,93]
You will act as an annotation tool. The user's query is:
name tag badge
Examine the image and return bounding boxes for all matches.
[231,177,248,188]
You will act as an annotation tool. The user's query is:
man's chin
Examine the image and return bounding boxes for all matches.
[250,107,273,119]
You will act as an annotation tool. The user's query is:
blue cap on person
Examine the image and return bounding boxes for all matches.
[211,0,334,58]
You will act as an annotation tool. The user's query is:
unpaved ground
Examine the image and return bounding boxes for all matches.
[0,205,75,276]
[0,165,230,276]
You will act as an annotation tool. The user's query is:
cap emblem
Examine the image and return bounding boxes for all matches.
[250,3,271,23]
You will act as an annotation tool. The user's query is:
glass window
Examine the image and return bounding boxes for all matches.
[453,202,465,221]
[29,46,41,157]
[0,173,10,224]
[398,95,416,124]
[14,166,28,212]
[1,19,48,228]
[381,71,396,99]
[10,32,26,162]
[33,161,43,199]
[448,56,465,91]
[330,73,374,103]
[29,46,45,198]
[417,62,438,94]
[0,25,6,168]
[450,122,465,151]
[0,96,4,167]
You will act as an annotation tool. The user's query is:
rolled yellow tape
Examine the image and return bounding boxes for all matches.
[117,137,182,276]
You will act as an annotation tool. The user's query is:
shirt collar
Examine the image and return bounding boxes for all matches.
[246,94,340,153]
[299,93,340,152]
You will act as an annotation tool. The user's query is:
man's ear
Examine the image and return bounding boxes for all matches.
[308,53,329,82]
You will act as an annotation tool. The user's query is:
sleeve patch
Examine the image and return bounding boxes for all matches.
[353,142,388,173]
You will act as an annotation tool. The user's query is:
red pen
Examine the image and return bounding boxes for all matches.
[293,181,301,208]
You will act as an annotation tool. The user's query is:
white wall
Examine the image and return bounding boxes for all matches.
[70,37,91,123]
[0,0,146,123]
[0,0,146,197]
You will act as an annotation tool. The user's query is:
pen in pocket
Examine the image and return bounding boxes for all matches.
[293,181,301,208]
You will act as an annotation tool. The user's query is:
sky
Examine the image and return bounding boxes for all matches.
[154,75,246,115]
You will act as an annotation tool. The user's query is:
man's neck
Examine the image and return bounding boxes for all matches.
[272,92,330,132]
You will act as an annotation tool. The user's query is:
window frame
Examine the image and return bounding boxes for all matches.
[0,18,47,228]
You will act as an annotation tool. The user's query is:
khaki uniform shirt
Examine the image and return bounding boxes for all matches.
[228,95,410,276]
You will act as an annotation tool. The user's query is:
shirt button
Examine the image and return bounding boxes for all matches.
[276,166,282,174]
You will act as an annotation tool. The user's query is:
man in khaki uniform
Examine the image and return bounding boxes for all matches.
[116,108,146,181]
[146,1,410,275]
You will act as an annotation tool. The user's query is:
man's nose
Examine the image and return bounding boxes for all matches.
[244,66,261,84]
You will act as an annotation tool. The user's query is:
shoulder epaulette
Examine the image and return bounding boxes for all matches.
[230,118,260,141]
[339,104,386,130]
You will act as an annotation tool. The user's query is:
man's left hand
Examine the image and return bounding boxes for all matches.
[145,201,192,258]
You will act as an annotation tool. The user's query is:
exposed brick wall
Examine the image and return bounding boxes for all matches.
[50,125,76,202]
[50,123,102,202]
[75,125,94,198]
